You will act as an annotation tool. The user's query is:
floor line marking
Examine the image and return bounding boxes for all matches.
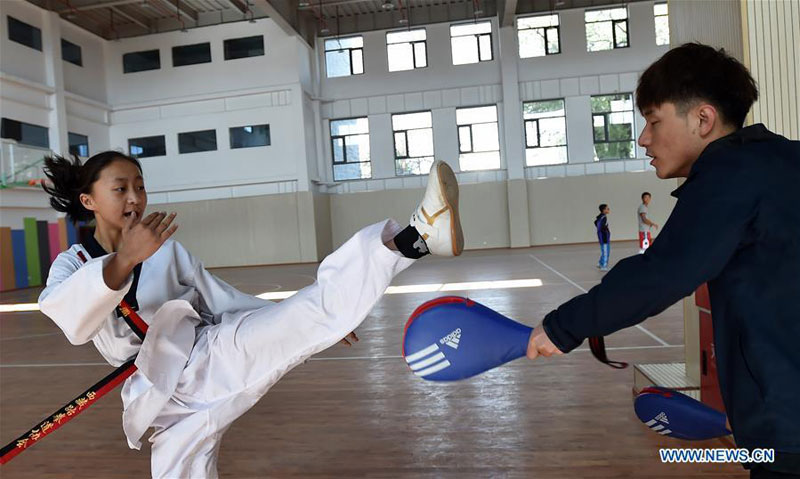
[528,254,671,347]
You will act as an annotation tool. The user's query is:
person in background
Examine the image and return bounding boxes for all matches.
[595,203,611,271]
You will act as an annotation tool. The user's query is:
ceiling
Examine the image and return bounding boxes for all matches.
[26,0,650,45]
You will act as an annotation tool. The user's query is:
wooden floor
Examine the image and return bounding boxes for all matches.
[0,241,747,478]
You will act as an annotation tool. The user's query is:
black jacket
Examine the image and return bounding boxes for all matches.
[543,125,800,469]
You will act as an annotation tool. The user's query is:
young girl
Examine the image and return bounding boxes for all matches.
[594,203,610,271]
[39,151,463,478]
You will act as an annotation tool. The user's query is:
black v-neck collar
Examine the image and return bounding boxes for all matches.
[83,232,142,312]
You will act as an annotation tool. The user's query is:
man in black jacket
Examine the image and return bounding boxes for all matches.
[526,43,800,479]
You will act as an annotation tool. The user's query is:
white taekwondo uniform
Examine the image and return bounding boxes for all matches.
[39,219,415,478]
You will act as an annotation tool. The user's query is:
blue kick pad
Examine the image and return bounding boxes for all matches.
[402,296,533,381]
[634,387,731,440]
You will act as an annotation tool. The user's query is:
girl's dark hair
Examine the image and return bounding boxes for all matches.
[599,203,608,213]
[41,151,142,224]
[636,43,758,128]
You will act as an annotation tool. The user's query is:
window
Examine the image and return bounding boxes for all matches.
[387,29,427,72]
[224,36,264,60]
[1,118,49,148]
[585,7,629,52]
[393,111,434,176]
[178,129,217,154]
[330,118,371,181]
[68,132,89,157]
[456,105,500,171]
[61,39,83,66]
[654,3,669,46]
[173,42,211,67]
[591,94,635,160]
[8,17,42,51]
[325,36,364,78]
[450,21,492,65]
[230,124,270,149]
[123,49,161,73]
[523,99,567,166]
[517,14,560,58]
[129,135,166,158]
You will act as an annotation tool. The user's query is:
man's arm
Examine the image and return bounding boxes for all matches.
[640,212,658,228]
[540,161,757,354]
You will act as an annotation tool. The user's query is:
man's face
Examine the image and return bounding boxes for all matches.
[638,102,703,179]
[642,194,651,206]
[603,206,610,215]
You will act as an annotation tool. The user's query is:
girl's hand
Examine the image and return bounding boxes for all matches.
[117,211,179,267]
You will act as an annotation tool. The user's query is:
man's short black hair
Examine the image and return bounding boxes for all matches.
[642,192,651,200]
[599,203,608,213]
[636,43,758,128]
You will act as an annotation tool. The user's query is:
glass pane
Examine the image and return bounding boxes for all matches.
[178,129,217,154]
[518,28,546,58]
[478,34,492,61]
[223,36,264,60]
[546,27,560,54]
[609,94,633,112]
[471,122,499,152]
[456,105,497,125]
[396,157,434,176]
[326,49,351,78]
[451,21,491,37]
[393,111,432,130]
[525,121,538,147]
[614,21,629,47]
[388,43,414,71]
[526,145,567,166]
[539,117,566,146]
[394,132,407,157]
[333,162,371,180]
[61,39,82,66]
[230,124,270,149]
[414,42,427,67]
[332,137,345,163]
[459,151,500,171]
[610,7,628,20]
[8,16,42,51]
[586,21,613,52]
[172,43,211,67]
[451,35,478,65]
[351,49,364,74]
[387,29,426,44]
[407,128,434,157]
[518,14,558,30]
[68,132,89,157]
[325,36,363,50]
[608,112,634,140]
[593,115,606,141]
[585,9,612,23]
[123,50,161,73]
[331,117,369,136]
[594,140,634,160]
[345,134,370,161]
[654,3,668,16]
[128,136,166,158]
[523,99,565,119]
[458,126,472,152]
[655,16,670,46]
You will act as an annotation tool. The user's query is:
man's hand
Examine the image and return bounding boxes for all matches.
[526,324,564,360]
[339,331,359,347]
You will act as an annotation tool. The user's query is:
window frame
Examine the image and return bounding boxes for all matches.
[523,98,568,167]
[386,28,428,72]
[329,116,372,181]
[172,42,212,67]
[61,38,83,67]
[517,14,561,58]
[0,118,49,148]
[128,135,166,158]
[654,2,669,46]
[68,132,89,157]
[223,35,265,61]
[7,16,42,52]
[229,124,271,149]
[324,36,365,77]
[123,49,161,74]
[455,104,501,171]
[449,21,494,65]
[585,7,630,52]
[391,110,435,176]
[177,129,218,154]
[590,93,636,161]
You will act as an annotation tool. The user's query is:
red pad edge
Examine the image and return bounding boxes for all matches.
[402,296,471,357]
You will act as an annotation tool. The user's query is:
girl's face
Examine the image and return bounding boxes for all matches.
[79,159,147,230]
